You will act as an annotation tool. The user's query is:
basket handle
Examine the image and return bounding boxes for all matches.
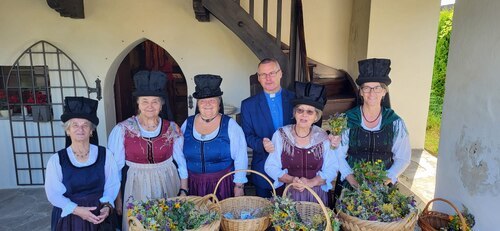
[422,197,468,231]
[128,216,146,230]
[213,169,276,198]
[283,182,332,231]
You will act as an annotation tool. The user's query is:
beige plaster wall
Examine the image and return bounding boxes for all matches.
[0,0,259,145]
[347,0,371,77]
[366,0,440,148]
[241,0,352,70]
[435,0,500,229]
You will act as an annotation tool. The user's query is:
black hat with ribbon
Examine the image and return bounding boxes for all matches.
[132,70,167,97]
[192,74,223,99]
[292,81,327,110]
[356,58,392,86]
[60,96,99,125]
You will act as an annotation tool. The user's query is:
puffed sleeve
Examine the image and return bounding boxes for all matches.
[100,148,120,207]
[335,129,353,181]
[228,119,248,184]
[107,125,125,179]
[172,122,188,179]
[386,119,411,183]
[317,140,339,191]
[44,153,77,217]
[264,130,287,189]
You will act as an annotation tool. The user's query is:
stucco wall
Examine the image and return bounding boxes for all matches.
[0,0,259,145]
[366,0,440,148]
[435,0,500,229]
[347,0,370,77]
[241,0,352,70]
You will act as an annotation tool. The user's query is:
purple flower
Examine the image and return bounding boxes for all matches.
[137,214,143,221]
[127,203,134,209]
[368,215,378,221]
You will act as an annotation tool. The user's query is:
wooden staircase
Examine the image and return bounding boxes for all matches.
[193,0,358,118]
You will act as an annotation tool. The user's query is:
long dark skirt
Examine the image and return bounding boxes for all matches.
[51,194,100,231]
[188,167,234,200]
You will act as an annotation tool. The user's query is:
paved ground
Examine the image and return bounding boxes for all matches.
[0,149,437,231]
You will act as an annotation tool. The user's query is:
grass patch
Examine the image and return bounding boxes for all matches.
[424,113,441,156]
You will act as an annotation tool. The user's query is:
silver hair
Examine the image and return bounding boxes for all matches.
[136,96,165,105]
[63,119,97,133]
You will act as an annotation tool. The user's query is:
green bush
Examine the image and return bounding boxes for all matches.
[429,9,453,115]
[426,8,453,155]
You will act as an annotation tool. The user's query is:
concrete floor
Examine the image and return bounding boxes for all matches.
[0,149,437,231]
[0,188,51,231]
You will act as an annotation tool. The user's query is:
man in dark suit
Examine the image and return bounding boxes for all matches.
[240,58,295,198]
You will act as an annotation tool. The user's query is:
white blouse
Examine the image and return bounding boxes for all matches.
[264,125,339,192]
[44,144,120,217]
[180,116,248,184]
[107,118,188,180]
[335,118,411,183]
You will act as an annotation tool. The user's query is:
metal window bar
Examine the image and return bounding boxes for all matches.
[5,40,91,185]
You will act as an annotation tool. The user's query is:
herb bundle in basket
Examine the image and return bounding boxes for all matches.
[128,197,219,231]
[271,195,341,231]
[337,160,418,230]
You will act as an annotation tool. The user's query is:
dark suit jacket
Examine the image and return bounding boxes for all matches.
[240,89,295,189]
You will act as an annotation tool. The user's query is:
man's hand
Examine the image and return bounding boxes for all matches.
[263,138,274,153]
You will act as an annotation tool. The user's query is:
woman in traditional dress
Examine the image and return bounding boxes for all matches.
[265,82,339,204]
[181,74,248,200]
[107,71,188,229]
[45,97,120,231]
[335,58,411,190]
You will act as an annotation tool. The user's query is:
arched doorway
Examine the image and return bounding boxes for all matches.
[114,40,188,126]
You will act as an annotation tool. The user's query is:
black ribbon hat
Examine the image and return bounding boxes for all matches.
[292,81,327,110]
[60,96,99,125]
[132,70,168,97]
[356,58,392,86]
[192,74,223,99]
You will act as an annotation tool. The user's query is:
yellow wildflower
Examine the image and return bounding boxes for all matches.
[174,202,180,209]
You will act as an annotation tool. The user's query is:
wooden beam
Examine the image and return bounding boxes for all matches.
[193,0,210,22]
[201,0,291,89]
[46,0,84,19]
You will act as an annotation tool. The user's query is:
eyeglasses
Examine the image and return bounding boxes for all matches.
[360,86,384,93]
[258,69,281,78]
[296,108,315,116]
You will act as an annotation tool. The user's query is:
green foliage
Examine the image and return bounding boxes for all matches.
[425,113,441,155]
[337,161,417,222]
[128,198,219,230]
[429,9,453,115]
[271,196,341,231]
[426,8,453,155]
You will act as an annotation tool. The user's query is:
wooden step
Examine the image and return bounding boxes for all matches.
[322,97,356,119]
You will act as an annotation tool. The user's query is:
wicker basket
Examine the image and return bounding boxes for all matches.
[418,198,468,231]
[213,169,275,231]
[128,194,221,231]
[338,210,417,231]
[281,182,334,231]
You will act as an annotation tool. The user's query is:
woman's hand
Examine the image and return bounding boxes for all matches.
[328,134,341,148]
[263,138,274,153]
[345,174,359,189]
[292,177,305,192]
[73,206,101,224]
[96,206,111,224]
[234,184,244,197]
